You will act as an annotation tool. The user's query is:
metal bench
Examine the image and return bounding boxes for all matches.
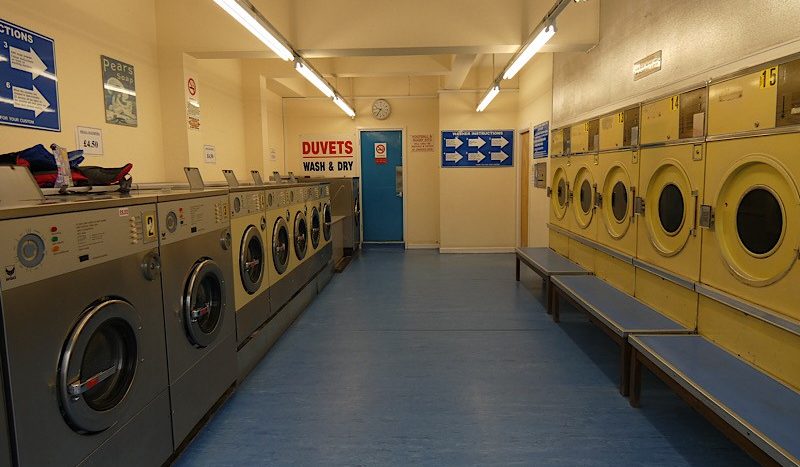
[515,247,589,313]
[551,275,690,396]
[629,334,800,466]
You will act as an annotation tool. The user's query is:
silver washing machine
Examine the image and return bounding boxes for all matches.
[155,189,237,449]
[0,195,172,466]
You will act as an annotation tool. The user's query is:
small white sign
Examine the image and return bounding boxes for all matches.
[374,142,387,159]
[203,144,216,164]
[75,126,104,155]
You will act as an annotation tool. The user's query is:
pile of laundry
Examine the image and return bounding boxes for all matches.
[0,144,132,191]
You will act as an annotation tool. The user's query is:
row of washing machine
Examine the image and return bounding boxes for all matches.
[0,180,332,466]
[548,54,800,330]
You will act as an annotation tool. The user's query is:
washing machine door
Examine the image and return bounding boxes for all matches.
[712,155,800,285]
[294,211,308,260]
[58,299,141,434]
[550,164,569,221]
[183,259,226,348]
[572,165,596,230]
[272,216,290,274]
[322,203,332,242]
[644,158,697,257]
[602,163,634,239]
[310,206,321,249]
[239,224,265,294]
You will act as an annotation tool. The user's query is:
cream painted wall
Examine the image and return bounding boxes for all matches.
[439,91,519,251]
[0,0,166,181]
[517,54,553,247]
[282,80,440,247]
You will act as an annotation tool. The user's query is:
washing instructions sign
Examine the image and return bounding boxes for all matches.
[374,142,387,164]
[299,133,357,177]
[441,130,514,167]
[533,121,549,159]
[0,19,60,131]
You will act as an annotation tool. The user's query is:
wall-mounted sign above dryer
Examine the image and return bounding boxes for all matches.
[441,130,514,167]
[0,18,60,131]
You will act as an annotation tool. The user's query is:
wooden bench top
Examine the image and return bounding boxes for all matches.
[630,334,800,466]
[551,275,688,337]
[515,247,588,277]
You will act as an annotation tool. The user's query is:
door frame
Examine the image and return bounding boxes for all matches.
[357,127,407,245]
[518,128,531,248]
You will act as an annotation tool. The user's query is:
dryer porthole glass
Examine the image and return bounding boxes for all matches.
[737,188,784,256]
[557,179,567,207]
[658,183,685,235]
[579,180,592,214]
[611,181,628,222]
[80,318,137,412]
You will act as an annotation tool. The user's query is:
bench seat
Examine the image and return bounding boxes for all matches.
[515,247,589,312]
[551,275,690,396]
[630,334,800,466]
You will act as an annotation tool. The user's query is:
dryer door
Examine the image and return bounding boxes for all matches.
[572,166,596,230]
[183,259,226,348]
[310,206,321,249]
[322,203,332,242]
[644,159,696,257]
[713,155,799,285]
[601,163,633,239]
[239,225,265,294]
[550,164,569,221]
[294,211,308,260]
[58,299,141,434]
[272,217,290,274]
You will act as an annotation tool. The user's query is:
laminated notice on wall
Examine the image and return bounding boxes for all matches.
[186,76,200,131]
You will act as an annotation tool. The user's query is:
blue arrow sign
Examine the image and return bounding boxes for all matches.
[0,19,60,131]
[441,130,514,167]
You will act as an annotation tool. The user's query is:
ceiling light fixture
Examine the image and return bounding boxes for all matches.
[476,85,500,113]
[212,0,294,61]
[295,61,335,98]
[333,96,356,118]
[503,24,556,80]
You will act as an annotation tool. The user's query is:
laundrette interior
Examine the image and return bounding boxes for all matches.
[0,1,799,465]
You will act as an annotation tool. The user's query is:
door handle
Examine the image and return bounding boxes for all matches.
[395,166,403,197]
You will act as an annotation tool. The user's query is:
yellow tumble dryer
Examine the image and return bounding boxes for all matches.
[595,106,640,294]
[566,120,600,271]
[700,59,800,321]
[634,87,707,329]
[265,185,296,314]
[229,187,269,349]
[548,127,570,255]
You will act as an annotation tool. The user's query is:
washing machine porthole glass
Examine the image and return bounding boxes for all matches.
[80,318,137,411]
[310,207,321,249]
[184,260,225,348]
[240,226,264,294]
[272,218,290,274]
[294,213,308,260]
[557,179,567,207]
[322,204,332,242]
[737,188,784,256]
[611,181,628,222]
[658,183,685,235]
[579,180,592,214]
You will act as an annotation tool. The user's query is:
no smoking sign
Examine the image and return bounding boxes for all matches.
[374,142,387,165]
[187,78,197,96]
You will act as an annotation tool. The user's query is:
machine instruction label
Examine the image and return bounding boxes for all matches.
[0,18,60,131]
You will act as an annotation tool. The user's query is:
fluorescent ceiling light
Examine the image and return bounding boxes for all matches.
[212,0,294,61]
[503,24,556,80]
[476,86,500,112]
[333,96,356,118]
[296,62,335,98]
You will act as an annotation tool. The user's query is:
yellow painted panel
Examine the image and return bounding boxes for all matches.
[707,70,778,135]
[595,251,635,295]
[570,123,589,154]
[599,113,624,151]
[634,268,698,329]
[551,129,564,156]
[568,240,596,272]
[698,296,800,391]
[549,230,569,256]
[641,96,679,144]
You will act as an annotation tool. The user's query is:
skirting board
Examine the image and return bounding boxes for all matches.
[406,244,439,250]
[439,247,515,254]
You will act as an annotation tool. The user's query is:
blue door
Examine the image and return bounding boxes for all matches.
[360,130,403,242]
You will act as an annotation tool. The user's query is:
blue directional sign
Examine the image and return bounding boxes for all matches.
[0,19,60,131]
[441,130,514,167]
[533,121,549,159]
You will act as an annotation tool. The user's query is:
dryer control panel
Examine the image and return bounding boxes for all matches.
[230,190,266,219]
[0,204,157,290]
[157,195,229,246]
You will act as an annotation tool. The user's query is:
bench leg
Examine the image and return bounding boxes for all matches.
[629,349,641,408]
[551,284,560,323]
[515,257,520,281]
[620,341,632,397]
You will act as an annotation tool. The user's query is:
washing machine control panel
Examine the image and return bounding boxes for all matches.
[157,195,229,246]
[320,184,330,198]
[267,189,292,209]
[230,191,266,219]
[0,204,158,290]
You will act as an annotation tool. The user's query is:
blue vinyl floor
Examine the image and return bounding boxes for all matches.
[176,249,755,466]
